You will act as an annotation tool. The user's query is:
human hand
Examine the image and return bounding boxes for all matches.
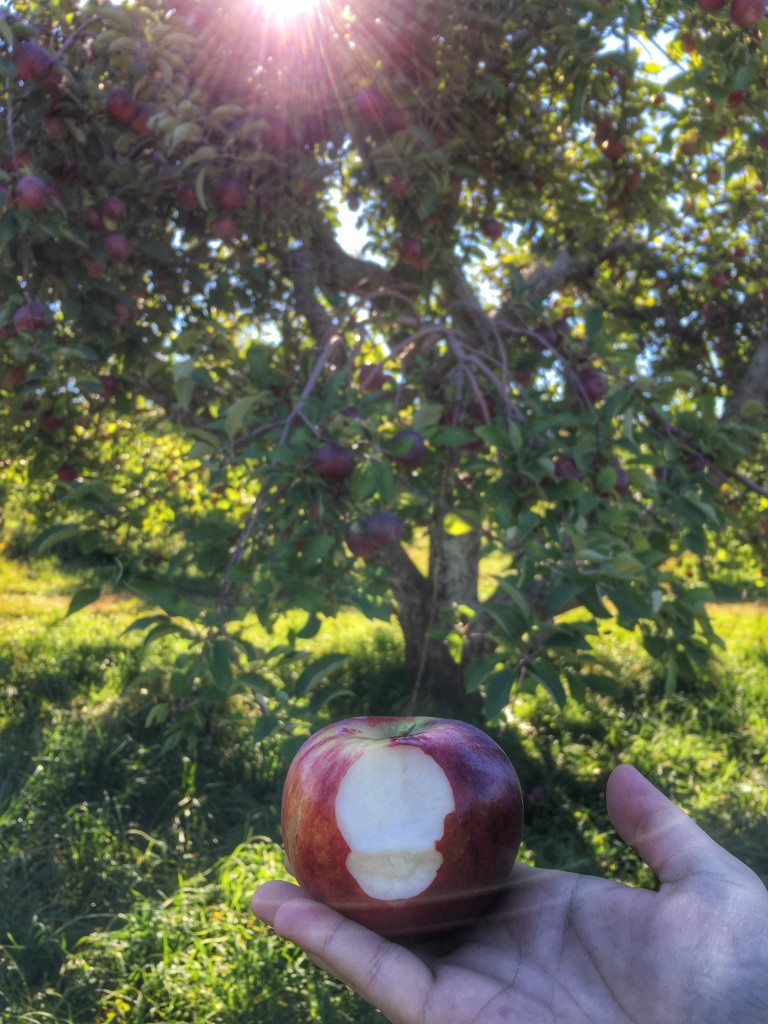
[252,764,768,1024]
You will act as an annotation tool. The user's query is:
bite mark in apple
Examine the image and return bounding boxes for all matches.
[335,745,455,900]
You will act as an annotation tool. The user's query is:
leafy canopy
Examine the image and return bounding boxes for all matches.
[1,0,767,732]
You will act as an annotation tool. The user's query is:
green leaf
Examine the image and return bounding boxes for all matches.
[66,586,102,616]
[738,399,765,419]
[608,583,653,627]
[299,533,336,566]
[31,523,81,556]
[484,668,515,719]
[348,461,378,502]
[584,306,603,340]
[465,654,499,693]
[431,426,476,447]
[123,614,172,634]
[581,585,611,619]
[664,656,678,696]
[484,602,526,644]
[182,144,218,169]
[294,652,350,698]
[169,122,204,150]
[612,551,645,577]
[596,466,617,494]
[206,637,234,691]
[309,686,356,712]
[372,460,397,505]
[732,64,753,90]
[412,403,445,431]
[296,612,322,639]
[0,18,15,47]
[491,579,533,620]
[545,581,583,616]
[127,579,185,617]
[142,620,191,647]
[146,703,171,727]
[252,712,279,743]
[443,511,474,536]
[225,394,260,438]
[529,661,567,707]
[445,630,464,664]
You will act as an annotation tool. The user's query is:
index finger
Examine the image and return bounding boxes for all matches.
[252,881,435,1024]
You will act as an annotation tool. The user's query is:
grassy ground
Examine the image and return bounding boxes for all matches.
[1,556,767,1023]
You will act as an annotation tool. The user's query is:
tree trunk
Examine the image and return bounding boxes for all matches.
[380,526,486,716]
[725,332,768,420]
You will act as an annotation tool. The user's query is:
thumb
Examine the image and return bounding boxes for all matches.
[606,764,745,887]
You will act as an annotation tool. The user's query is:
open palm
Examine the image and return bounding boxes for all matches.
[253,766,768,1024]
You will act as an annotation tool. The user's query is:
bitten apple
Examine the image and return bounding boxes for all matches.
[281,716,523,940]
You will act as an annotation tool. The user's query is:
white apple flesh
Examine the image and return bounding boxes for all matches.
[336,743,455,900]
[281,716,524,939]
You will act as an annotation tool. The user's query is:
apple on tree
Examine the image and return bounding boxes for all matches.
[15,175,49,213]
[13,302,48,333]
[312,442,356,482]
[12,40,54,82]
[281,716,524,940]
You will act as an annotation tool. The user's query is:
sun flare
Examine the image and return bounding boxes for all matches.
[250,0,321,22]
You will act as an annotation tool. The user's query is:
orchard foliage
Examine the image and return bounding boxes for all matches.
[1,0,767,733]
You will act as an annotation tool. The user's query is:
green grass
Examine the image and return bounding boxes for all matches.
[0,556,766,1023]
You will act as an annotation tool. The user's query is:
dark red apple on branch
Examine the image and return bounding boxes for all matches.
[12,41,54,82]
[56,463,79,483]
[390,428,428,470]
[577,366,608,405]
[730,0,765,25]
[553,455,582,480]
[345,521,380,560]
[14,302,48,333]
[364,509,405,548]
[106,87,139,125]
[16,175,49,213]
[101,196,128,223]
[480,217,503,241]
[281,716,524,939]
[313,442,356,482]
[214,176,247,211]
[104,232,132,262]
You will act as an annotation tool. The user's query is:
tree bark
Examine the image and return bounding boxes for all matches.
[724,332,768,420]
[377,526,486,715]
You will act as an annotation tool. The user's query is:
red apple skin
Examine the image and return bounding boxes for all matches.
[313,443,356,482]
[106,87,139,125]
[480,217,503,241]
[14,302,48,333]
[345,521,379,560]
[104,232,132,261]
[281,716,524,940]
[101,195,128,222]
[214,176,247,211]
[56,463,79,483]
[16,175,49,213]
[730,0,765,26]
[12,41,53,82]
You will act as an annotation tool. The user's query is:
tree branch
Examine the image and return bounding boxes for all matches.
[516,238,637,307]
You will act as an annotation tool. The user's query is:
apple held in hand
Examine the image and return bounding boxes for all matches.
[281,716,523,940]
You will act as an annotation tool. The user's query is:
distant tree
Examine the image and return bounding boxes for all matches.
[1,0,766,727]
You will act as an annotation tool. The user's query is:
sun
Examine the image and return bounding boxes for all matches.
[250,0,322,22]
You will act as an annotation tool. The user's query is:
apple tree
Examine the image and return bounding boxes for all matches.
[1,0,767,731]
